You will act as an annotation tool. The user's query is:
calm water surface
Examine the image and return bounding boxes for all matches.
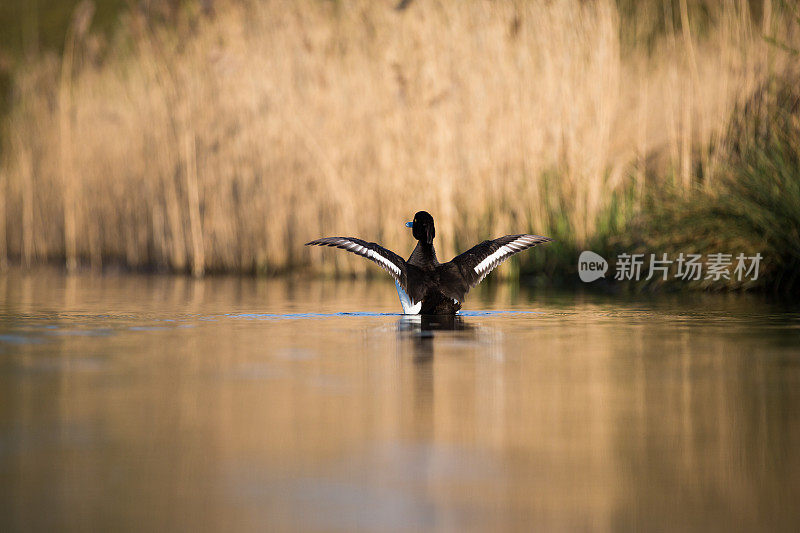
[1,270,800,531]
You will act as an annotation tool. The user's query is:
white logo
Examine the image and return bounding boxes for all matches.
[579,251,608,282]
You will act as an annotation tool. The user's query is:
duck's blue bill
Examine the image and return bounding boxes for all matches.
[405,221,414,228]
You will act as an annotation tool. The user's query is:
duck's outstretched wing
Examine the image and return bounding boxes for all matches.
[306,236,413,290]
[450,234,552,288]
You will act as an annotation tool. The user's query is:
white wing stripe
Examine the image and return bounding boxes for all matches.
[473,237,533,274]
[366,249,401,277]
[322,238,402,278]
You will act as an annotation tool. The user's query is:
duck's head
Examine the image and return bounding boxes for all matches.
[405,211,435,244]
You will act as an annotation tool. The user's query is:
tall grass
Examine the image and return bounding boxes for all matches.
[0,0,792,277]
[636,70,800,293]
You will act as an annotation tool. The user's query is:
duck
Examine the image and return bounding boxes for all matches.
[306,211,552,315]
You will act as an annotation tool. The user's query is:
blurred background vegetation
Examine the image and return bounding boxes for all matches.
[0,0,798,293]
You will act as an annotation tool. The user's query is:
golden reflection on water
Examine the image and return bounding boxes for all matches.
[1,269,800,531]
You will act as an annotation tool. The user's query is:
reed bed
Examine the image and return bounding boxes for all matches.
[635,68,800,294]
[0,0,793,277]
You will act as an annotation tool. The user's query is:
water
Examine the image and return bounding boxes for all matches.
[1,269,800,531]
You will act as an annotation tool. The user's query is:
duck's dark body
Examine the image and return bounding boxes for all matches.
[306,211,551,315]
[405,242,462,314]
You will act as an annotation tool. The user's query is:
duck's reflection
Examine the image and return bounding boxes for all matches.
[395,315,478,439]
[397,314,475,333]
[396,314,475,363]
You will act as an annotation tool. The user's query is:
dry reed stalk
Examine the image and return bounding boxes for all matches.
[636,56,648,199]
[0,167,6,271]
[681,79,693,189]
[58,34,77,273]
[18,138,34,267]
[183,127,205,277]
[58,1,95,273]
